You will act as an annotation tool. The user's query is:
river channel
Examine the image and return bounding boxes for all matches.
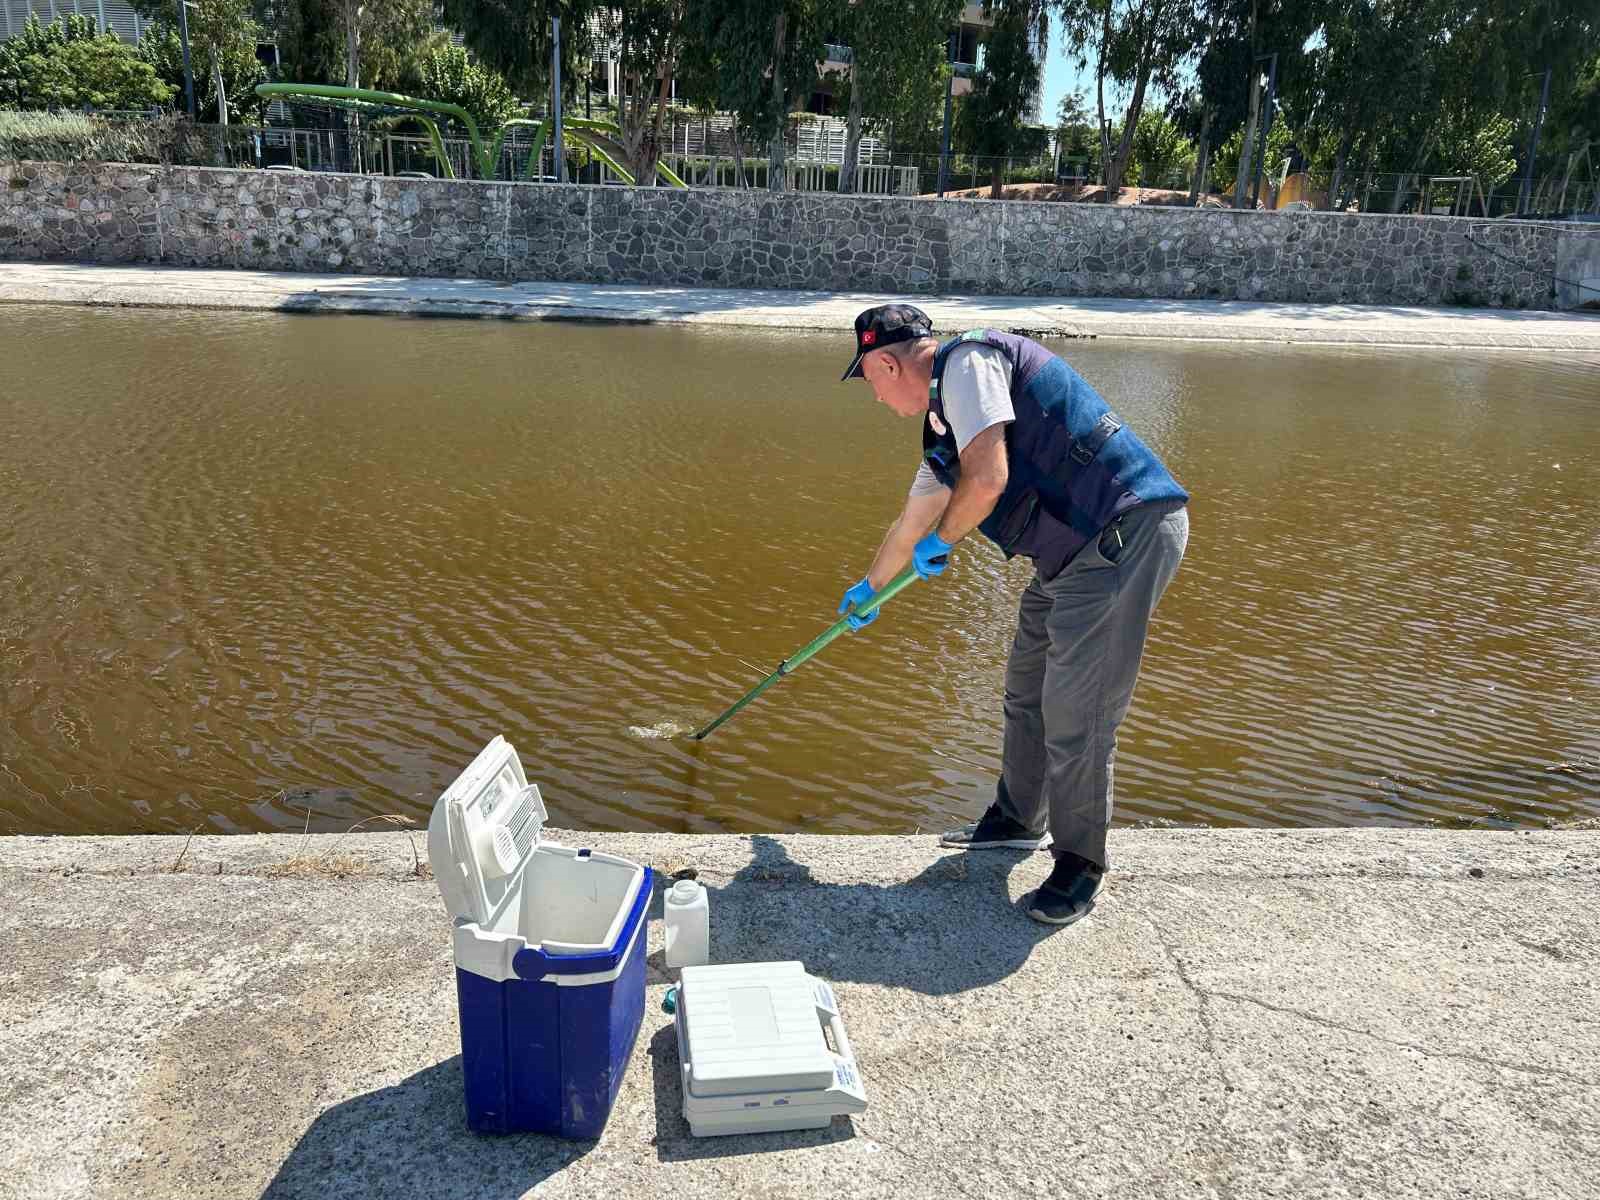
[2,304,1597,836]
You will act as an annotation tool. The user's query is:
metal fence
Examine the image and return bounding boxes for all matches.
[10,110,1599,216]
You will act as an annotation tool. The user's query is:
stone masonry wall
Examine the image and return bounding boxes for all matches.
[0,160,1570,309]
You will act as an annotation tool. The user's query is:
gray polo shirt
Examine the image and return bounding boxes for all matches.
[909,342,1015,497]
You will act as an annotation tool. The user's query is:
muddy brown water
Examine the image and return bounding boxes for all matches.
[2,305,1598,837]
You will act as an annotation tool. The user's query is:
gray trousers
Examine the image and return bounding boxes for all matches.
[995,501,1189,869]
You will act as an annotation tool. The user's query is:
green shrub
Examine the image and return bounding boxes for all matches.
[1002,163,1055,185]
[0,14,173,110]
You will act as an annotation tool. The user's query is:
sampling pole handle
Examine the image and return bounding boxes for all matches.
[689,568,920,741]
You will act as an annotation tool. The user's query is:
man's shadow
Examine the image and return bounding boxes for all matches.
[260,836,1059,1189]
[259,1056,593,1200]
[640,834,1062,1160]
[669,833,1062,996]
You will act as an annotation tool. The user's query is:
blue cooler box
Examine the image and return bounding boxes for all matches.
[428,737,651,1138]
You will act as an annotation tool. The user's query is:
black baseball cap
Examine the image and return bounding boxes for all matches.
[841,304,935,381]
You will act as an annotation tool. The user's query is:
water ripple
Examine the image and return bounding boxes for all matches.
[1,309,1597,834]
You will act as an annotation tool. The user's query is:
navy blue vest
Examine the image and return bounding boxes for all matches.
[924,330,1188,579]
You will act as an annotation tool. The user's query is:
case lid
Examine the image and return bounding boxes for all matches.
[428,736,547,926]
[678,961,838,1097]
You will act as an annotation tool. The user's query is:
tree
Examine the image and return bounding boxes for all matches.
[272,0,442,92]
[1286,0,1598,211]
[1055,88,1100,179]
[0,14,174,111]
[1209,115,1292,195]
[1126,108,1194,187]
[677,5,761,184]
[442,0,690,185]
[823,0,962,193]
[138,18,268,123]
[1539,52,1600,208]
[413,45,521,131]
[955,0,1046,199]
[1433,112,1518,189]
[1056,0,1204,199]
[132,0,270,123]
[679,0,827,191]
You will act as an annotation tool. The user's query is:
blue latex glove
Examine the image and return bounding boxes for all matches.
[913,531,953,579]
[838,576,879,631]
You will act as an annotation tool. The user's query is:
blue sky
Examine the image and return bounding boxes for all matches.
[1039,39,1105,126]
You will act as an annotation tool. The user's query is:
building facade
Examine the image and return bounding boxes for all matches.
[2,0,149,41]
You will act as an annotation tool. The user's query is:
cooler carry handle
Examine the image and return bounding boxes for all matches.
[812,978,860,1089]
[511,865,653,979]
[823,1009,855,1067]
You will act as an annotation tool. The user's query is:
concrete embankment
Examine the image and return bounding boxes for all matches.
[2,829,1597,1199]
[4,261,1600,351]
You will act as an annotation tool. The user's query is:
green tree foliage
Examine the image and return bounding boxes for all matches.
[1431,112,1518,189]
[1209,116,1292,194]
[816,0,962,191]
[0,14,175,110]
[270,0,441,93]
[682,0,796,186]
[955,0,1046,198]
[440,0,694,184]
[130,0,268,121]
[1056,0,1206,197]
[681,0,829,189]
[137,22,268,123]
[1537,51,1600,190]
[1055,88,1099,175]
[412,45,520,131]
[1125,108,1195,187]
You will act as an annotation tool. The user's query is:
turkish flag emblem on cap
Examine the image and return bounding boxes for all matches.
[861,330,877,345]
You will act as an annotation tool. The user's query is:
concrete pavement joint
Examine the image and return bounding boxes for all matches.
[1201,987,1600,1089]
[1137,912,1244,1200]
[1139,909,1240,1103]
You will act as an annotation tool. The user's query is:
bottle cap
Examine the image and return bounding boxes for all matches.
[669,879,701,903]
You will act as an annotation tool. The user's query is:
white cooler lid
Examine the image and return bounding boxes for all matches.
[679,961,838,1097]
[427,736,547,926]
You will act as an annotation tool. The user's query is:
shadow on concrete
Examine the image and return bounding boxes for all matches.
[645,1022,857,1162]
[656,834,1062,996]
[259,1056,592,1200]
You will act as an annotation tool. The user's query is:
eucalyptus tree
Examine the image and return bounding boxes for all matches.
[955,0,1047,199]
[267,0,441,93]
[1054,0,1205,198]
[133,0,270,123]
[680,0,828,190]
[822,0,962,193]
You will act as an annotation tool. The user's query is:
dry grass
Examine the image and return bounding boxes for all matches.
[162,827,203,874]
[259,853,373,880]
[260,813,432,880]
[161,804,432,880]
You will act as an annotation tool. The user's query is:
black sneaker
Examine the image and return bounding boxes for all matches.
[940,801,1050,851]
[1026,856,1106,925]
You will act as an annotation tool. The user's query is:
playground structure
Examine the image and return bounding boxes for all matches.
[252,83,687,187]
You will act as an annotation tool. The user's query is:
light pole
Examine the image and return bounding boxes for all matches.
[177,0,196,119]
[1250,52,1278,209]
[552,14,564,182]
[937,31,956,198]
[1517,66,1551,216]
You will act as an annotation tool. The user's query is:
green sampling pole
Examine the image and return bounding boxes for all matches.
[689,568,920,741]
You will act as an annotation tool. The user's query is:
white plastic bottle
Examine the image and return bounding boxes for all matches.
[664,879,710,969]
